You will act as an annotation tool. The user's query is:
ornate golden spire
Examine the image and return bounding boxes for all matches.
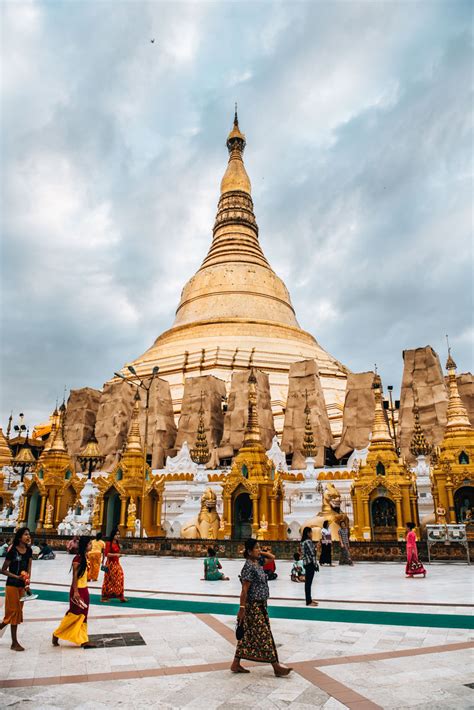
[191,392,211,464]
[302,389,317,458]
[243,368,262,447]
[49,403,67,453]
[42,406,59,454]
[0,428,12,468]
[220,105,250,195]
[370,375,393,445]
[445,350,472,432]
[125,391,143,453]
[410,392,432,458]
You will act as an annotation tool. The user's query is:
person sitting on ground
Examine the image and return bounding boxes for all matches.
[261,547,278,580]
[38,541,55,560]
[31,541,41,559]
[291,552,305,582]
[203,547,229,581]
[0,539,10,557]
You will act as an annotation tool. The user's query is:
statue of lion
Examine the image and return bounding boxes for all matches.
[301,482,349,541]
[181,488,221,539]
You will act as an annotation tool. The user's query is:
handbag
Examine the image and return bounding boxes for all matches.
[100,564,109,573]
[235,618,244,640]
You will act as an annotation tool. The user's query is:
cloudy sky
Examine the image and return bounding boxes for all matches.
[1,0,472,429]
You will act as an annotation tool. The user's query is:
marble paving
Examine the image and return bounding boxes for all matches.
[0,554,472,709]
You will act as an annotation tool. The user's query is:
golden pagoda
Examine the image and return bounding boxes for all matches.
[350,376,419,541]
[430,352,474,523]
[95,392,165,536]
[220,369,286,540]
[190,393,211,465]
[123,111,348,434]
[21,403,78,532]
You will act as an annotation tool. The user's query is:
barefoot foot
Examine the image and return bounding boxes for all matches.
[11,643,25,652]
[230,663,250,673]
[52,634,59,647]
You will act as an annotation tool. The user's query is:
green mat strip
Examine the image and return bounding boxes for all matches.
[23,588,473,630]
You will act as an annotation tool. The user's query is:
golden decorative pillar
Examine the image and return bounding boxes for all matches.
[119,497,127,529]
[38,495,47,525]
[251,495,259,535]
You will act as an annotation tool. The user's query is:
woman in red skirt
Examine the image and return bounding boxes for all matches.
[101,527,128,602]
[405,522,426,578]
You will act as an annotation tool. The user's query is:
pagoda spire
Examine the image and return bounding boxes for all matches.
[302,389,317,458]
[198,110,270,272]
[243,369,262,447]
[370,375,394,446]
[125,391,143,453]
[445,350,472,432]
[191,392,211,464]
[410,391,432,458]
[49,402,67,453]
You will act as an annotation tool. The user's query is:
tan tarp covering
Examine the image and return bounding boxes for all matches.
[175,375,226,467]
[65,388,101,468]
[281,359,333,468]
[219,369,275,456]
[334,372,376,459]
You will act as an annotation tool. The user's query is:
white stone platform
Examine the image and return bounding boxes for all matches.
[0,554,472,709]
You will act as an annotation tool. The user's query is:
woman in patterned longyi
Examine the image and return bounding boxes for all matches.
[101,528,128,603]
[231,538,292,676]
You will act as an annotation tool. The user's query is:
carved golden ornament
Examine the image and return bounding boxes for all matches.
[302,389,317,458]
[190,393,211,465]
[409,403,432,458]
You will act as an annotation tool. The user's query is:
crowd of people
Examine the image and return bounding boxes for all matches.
[0,521,426,670]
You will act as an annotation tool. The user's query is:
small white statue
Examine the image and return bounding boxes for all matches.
[134,518,141,538]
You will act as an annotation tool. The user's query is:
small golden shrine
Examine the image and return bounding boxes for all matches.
[219,369,286,540]
[351,376,419,541]
[430,352,474,524]
[94,392,165,537]
[21,404,78,532]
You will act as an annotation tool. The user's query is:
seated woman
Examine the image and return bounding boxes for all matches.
[203,547,229,581]
[38,542,55,560]
[291,552,305,582]
[261,548,278,580]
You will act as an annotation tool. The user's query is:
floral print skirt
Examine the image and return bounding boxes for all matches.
[235,601,278,663]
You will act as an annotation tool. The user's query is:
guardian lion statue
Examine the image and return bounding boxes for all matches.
[181,488,221,540]
[301,482,349,541]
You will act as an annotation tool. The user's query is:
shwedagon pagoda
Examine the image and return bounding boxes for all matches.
[1,114,473,544]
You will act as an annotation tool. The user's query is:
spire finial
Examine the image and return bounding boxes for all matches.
[234,102,238,126]
[243,368,262,446]
[125,391,143,452]
[302,389,316,459]
[410,393,432,458]
[191,390,210,465]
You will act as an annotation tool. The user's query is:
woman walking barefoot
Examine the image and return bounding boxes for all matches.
[405,522,427,578]
[88,532,105,582]
[101,528,128,602]
[52,536,96,648]
[0,527,33,651]
[338,520,354,566]
[319,521,333,566]
[301,527,319,606]
[231,538,292,677]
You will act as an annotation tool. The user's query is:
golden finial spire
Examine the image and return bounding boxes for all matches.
[220,107,250,195]
[302,389,317,458]
[49,403,67,453]
[191,391,211,464]
[243,368,262,446]
[125,390,143,452]
[445,348,471,432]
[410,389,432,458]
[370,375,393,444]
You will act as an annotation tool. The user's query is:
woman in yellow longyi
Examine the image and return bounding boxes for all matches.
[52,536,96,648]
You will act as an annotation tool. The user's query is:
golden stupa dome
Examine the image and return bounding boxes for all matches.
[125,112,348,433]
